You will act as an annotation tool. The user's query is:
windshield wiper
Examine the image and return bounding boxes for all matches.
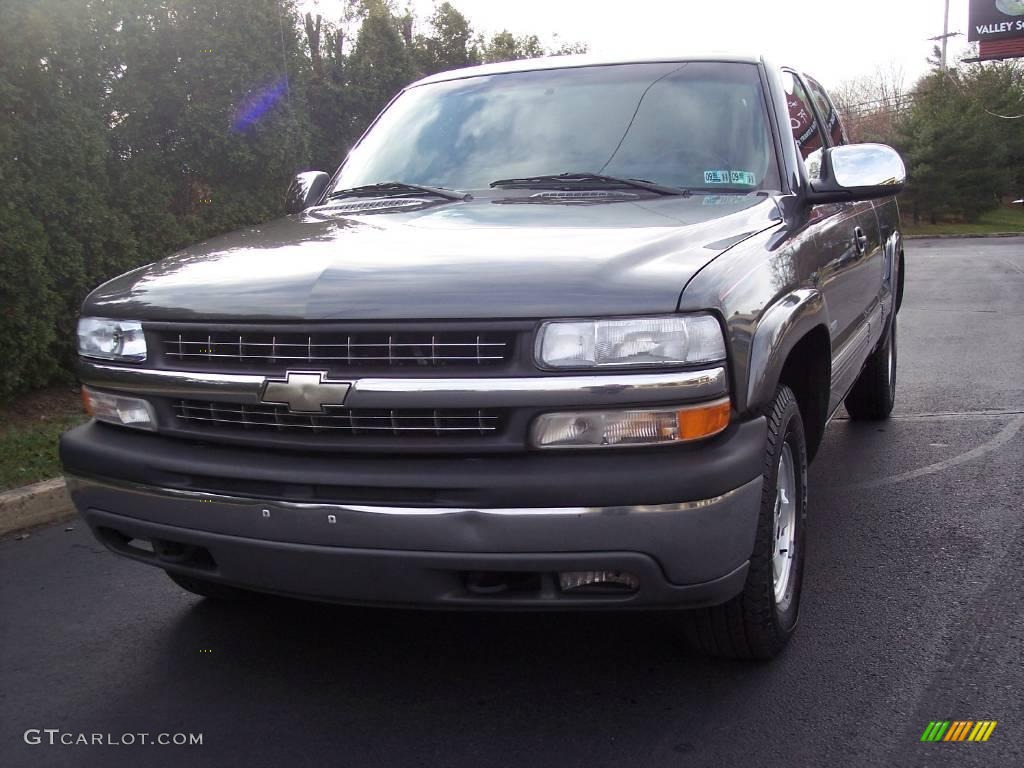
[489,172,689,196]
[328,181,470,202]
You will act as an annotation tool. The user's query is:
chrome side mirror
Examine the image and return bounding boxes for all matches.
[807,143,906,204]
[285,171,330,214]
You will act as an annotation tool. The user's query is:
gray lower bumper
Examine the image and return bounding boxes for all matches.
[67,474,762,609]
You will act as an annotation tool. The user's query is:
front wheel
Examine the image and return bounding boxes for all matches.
[680,384,808,659]
[844,313,897,420]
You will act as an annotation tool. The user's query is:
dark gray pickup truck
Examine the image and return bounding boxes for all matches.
[60,55,905,659]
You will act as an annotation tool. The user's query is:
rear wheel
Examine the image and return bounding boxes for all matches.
[844,313,897,420]
[681,384,808,659]
[166,571,255,601]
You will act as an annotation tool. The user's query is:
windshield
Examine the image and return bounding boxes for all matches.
[333,62,781,194]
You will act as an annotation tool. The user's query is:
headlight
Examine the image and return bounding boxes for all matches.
[81,387,157,431]
[77,317,147,362]
[536,314,725,369]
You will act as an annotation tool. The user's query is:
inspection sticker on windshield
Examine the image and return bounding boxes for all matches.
[704,170,757,186]
[704,170,731,184]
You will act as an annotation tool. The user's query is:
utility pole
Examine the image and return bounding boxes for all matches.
[928,0,961,72]
[942,0,950,71]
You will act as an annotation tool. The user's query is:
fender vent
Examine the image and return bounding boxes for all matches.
[530,190,639,201]
[317,197,427,214]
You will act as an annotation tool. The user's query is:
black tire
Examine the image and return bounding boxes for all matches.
[844,313,897,420]
[680,385,809,660]
[166,571,255,601]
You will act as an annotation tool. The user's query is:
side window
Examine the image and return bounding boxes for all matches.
[782,71,826,180]
[805,76,848,146]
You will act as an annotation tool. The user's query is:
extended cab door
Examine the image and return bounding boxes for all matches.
[783,71,885,413]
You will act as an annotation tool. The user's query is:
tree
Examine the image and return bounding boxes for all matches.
[346,1,415,130]
[0,0,137,392]
[898,64,1019,223]
[0,0,584,400]
[836,55,1023,224]
[549,35,589,57]
[832,64,910,145]
[477,30,544,63]
[412,2,480,76]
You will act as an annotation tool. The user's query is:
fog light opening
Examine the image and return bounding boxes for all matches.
[558,570,640,594]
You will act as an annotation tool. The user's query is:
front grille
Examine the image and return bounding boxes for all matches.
[173,400,503,437]
[155,329,512,370]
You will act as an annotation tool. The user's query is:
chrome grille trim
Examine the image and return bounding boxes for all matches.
[66,473,745,517]
[79,362,729,409]
[173,400,502,436]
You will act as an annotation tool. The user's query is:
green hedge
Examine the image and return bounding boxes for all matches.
[0,0,574,402]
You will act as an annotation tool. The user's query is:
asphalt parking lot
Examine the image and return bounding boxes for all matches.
[2,236,1022,768]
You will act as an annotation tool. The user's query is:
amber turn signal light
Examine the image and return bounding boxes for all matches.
[675,398,731,441]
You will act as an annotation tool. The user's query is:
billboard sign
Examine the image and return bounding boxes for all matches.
[969,0,1024,42]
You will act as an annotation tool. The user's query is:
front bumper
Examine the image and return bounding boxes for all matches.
[61,417,766,609]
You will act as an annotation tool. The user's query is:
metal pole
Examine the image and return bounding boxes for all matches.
[942,0,950,71]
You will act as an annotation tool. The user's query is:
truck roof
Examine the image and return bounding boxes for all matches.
[410,53,767,88]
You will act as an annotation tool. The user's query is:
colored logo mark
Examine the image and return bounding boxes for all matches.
[920,720,997,742]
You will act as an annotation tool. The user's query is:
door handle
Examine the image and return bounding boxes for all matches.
[853,226,868,255]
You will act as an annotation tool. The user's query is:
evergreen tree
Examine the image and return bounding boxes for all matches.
[0,0,587,399]
[413,2,480,76]
[899,62,1022,223]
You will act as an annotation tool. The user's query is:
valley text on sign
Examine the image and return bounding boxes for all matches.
[969,0,1024,42]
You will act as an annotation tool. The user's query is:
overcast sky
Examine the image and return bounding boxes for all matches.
[301,0,976,88]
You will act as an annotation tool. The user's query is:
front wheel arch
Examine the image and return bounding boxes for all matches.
[896,249,905,312]
[776,325,831,463]
[745,289,831,462]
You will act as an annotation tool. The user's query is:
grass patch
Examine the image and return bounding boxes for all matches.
[0,416,86,491]
[903,207,1024,237]
[0,387,86,492]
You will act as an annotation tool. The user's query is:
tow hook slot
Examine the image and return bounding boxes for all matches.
[464,571,543,596]
[153,539,195,564]
[94,525,217,570]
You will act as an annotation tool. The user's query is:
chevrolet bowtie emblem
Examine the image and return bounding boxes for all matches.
[260,371,352,413]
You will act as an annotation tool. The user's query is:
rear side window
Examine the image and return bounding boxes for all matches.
[782,71,826,179]
[805,76,848,146]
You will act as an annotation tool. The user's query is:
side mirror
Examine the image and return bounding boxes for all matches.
[807,143,906,205]
[285,171,330,214]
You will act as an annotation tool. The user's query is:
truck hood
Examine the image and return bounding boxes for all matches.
[84,193,782,321]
